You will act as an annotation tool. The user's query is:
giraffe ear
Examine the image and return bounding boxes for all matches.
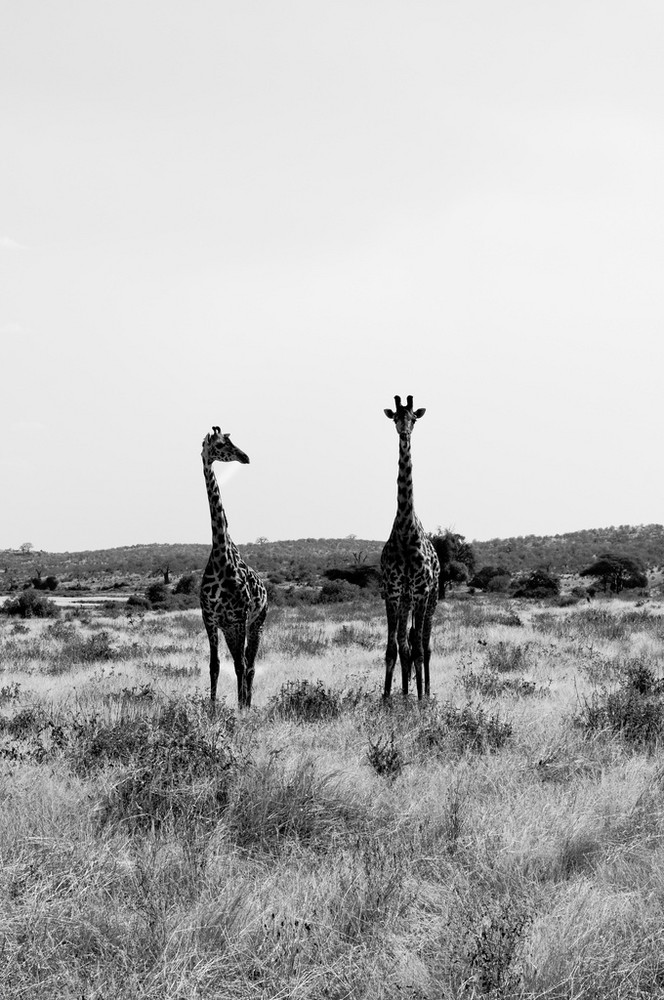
[384,409,395,419]
[414,408,426,419]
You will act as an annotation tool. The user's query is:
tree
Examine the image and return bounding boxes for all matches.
[430,530,477,598]
[580,554,647,594]
[469,565,512,592]
[19,542,33,555]
[512,568,560,599]
[174,572,199,595]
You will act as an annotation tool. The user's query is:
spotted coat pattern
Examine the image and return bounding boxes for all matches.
[199,426,268,708]
[380,396,439,700]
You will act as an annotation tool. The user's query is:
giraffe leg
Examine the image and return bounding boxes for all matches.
[411,599,430,701]
[223,625,250,709]
[383,600,399,698]
[397,605,412,697]
[422,589,438,698]
[203,616,221,703]
[244,605,267,709]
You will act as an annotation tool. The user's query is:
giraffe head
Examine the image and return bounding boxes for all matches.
[201,426,250,465]
[384,395,426,436]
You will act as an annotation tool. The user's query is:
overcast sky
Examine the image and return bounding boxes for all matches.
[2,1,663,552]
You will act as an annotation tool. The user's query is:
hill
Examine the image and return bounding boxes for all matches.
[471,524,664,576]
[2,525,663,591]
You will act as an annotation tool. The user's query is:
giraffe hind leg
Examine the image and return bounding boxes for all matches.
[223,625,250,709]
[244,606,267,709]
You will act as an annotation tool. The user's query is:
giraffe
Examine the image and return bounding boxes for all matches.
[380,395,440,700]
[199,426,268,708]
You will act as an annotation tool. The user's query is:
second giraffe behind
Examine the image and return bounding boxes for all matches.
[200,426,268,708]
[381,395,440,701]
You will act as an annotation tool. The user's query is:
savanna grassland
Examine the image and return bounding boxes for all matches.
[3,595,664,999]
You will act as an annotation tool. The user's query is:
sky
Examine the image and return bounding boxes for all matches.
[2,0,664,552]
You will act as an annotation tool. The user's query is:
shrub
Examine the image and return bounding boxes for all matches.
[173,573,199,595]
[486,641,530,673]
[126,594,150,611]
[462,671,538,699]
[367,732,404,780]
[469,566,511,591]
[575,669,664,748]
[145,581,171,607]
[2,589,59,618]
[416,702,513,755]
[90,701,238,832]
[318,580,361,604]
[323,566,382,590]
[267,679,342,722]
[512,569,560,599]
[225,754,351,851]
[451,894,532,996]
[332,624,382,650]
[57,630,117,665]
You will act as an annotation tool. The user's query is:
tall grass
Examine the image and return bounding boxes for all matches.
[2,597,664,996]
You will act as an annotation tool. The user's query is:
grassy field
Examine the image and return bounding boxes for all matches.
[2,595,664,998]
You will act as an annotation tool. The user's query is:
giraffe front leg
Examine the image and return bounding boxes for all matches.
[383,600,399,699]
[203,617,221,704]
[422,589,438,698]
[411,601,428,701]
[397,605,411,697]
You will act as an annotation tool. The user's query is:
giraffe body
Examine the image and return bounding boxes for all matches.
[381,396,439,700]
[200,426,267,708]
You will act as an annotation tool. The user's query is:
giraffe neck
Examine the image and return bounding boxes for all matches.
[394,433,417,530]
[203,460,234,557]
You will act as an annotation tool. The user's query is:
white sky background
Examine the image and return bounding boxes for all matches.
[1,0,663,551]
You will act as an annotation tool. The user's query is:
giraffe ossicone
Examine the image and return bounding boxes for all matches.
[199,425,268,708]
[380,395,439,700]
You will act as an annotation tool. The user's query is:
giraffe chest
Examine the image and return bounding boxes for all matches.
[200,556,267,624]
[381,532,439,597]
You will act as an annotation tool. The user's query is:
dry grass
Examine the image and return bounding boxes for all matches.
[2,596,664,997]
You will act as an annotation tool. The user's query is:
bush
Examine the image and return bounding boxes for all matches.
[145,581,171,607]
[512,569,560,599]
[318,580,361,604]
[324,566,382,590]
[58,630,118,665]
[225,754,353,851]
[575,668,664,748]
[126,594,150,611]
[267,679,342,722]
[416,702,513,755]
[462,671,538,699]
[2,589,59,619]
[89,701,238,832]
[486,641,530,673]
[367,732,404,780]
[469,565,511,591]
[174,573,199,595]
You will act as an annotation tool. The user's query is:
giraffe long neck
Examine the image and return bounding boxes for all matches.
[203,460,233,556]
[395,433,417,529]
